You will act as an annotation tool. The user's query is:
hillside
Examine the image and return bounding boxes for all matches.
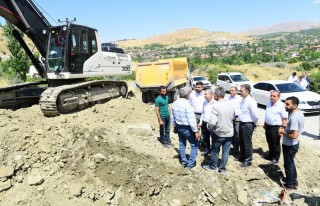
[116,28,253,48]
[116,22,320,49]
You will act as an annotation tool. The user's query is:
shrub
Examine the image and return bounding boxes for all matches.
[299,62,314,71]
[288,58,298,64]
[275,62,286,68]
[310,69,320,93]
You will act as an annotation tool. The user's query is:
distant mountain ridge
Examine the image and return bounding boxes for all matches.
[242,21,320,35]
[116,21,320,48]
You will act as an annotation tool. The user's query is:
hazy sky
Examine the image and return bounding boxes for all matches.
[1,0,320,43]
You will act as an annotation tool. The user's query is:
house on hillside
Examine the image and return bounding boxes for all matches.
[288,51,300,58]
[311,45,320,52]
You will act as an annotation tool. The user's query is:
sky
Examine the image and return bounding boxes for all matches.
[1,0,320,43]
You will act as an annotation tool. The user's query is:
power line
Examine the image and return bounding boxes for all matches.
[32,0,60,25]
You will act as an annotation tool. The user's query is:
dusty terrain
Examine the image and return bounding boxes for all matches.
[0,88,319,206]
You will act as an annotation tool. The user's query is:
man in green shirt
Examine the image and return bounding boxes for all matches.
[155,86,171,147]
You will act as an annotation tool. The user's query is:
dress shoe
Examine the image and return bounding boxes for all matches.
[201,151,210,156]
[234,156,245,162]
[268,159,279,165]
[162,144,170,148]
[240,162,252,168]
[284,183,295,190]
[202,164,217,172]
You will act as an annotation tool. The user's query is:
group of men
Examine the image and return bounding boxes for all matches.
[155,81,304,190]
[288,71,311,90]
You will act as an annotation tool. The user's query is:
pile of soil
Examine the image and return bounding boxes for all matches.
[0,89,319,205]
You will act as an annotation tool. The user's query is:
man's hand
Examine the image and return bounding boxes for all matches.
[159,119,163,125]
[195,132,201,140]
[173,127,177,134]
[278,127,285,136]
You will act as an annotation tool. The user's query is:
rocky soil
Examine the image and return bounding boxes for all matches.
[0,89,319,206]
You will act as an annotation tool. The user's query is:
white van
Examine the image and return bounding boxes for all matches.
[216,72,253,92]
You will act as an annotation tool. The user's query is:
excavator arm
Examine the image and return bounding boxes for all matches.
[0,0,51,78]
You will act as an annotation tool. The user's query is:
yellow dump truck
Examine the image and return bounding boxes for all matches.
[135,57,189,103]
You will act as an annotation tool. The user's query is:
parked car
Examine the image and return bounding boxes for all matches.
[190,76,212,90]
[216,72,253,92]
[252,80,320,113]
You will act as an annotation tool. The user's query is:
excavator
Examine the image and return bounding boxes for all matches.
[0,0,132,116]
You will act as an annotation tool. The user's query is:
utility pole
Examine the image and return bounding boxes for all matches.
[272,41,275,67]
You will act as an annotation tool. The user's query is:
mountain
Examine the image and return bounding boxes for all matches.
[116,22,320,48]
[242,21,320,35]
[116,28,252,48]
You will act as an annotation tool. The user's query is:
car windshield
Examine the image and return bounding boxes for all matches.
[230,74,249,82]
[193,77,206,81]
[275,83,306,93]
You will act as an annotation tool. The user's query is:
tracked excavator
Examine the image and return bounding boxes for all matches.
[0,0,132,116]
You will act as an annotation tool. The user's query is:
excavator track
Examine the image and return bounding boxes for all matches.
[0,81,47,109]
[39,80,128,117]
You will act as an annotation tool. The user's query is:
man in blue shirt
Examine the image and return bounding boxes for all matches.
[155,86,171,147]
[172,87,200,169]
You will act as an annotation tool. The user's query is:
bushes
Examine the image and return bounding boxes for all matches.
[310,69,320,93]
[299,62,314,71]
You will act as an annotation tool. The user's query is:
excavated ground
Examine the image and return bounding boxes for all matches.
[0,89,319,206]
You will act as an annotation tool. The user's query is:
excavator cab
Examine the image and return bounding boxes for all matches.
[46,24,98,76]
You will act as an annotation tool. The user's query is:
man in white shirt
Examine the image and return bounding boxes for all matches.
[288,72,298,82]
[189,82,206,143]
[297,76,308,89]
[228,86,242,157]
[198,89,216,156]
[263,90,287,165]
[189,81,205,125]
[238,84,259,167]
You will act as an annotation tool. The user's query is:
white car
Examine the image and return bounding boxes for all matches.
[252,80,320,113]
[190,76,212,90]
[216,72,253,92]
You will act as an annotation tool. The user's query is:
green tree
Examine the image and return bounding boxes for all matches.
[310,69,320,93]
[1,24,29,82]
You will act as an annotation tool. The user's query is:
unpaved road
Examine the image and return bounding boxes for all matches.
[0,89,319,206]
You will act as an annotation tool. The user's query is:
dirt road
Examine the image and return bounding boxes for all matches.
[0,89,319,205]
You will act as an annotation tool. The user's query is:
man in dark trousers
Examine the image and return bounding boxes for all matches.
[155,86,171,147]
[263,90,287,165]
[238,84,259,167]
[278,96,305,190]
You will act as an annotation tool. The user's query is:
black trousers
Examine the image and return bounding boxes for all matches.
[265,125,281,161]
[239,122,254,163]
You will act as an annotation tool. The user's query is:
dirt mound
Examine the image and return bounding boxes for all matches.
[0,90,319,205]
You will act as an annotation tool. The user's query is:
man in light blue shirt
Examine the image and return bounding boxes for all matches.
[278,96,304,190]
[172,87,200,169]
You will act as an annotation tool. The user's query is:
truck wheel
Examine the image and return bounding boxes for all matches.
[142,93,147,103]
[146,93,153,103]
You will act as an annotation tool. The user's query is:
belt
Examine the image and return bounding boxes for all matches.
[266,124,281,128]
[195,112,202,115]
[240,122,254,124]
